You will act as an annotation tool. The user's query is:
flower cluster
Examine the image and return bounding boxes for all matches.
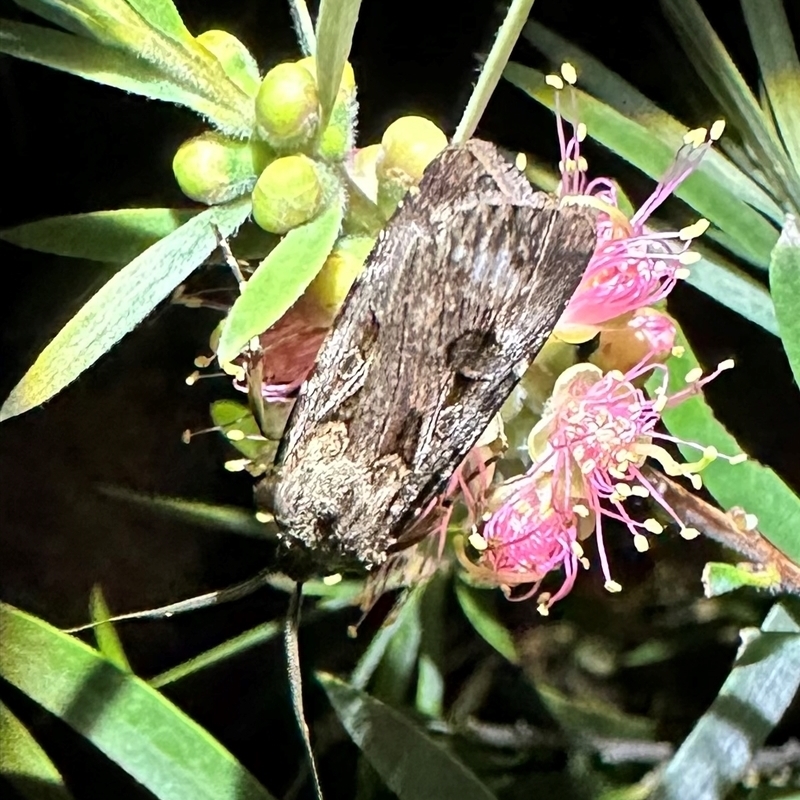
[461,63,742,612]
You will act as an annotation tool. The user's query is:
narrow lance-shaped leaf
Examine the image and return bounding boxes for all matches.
[0,208,200,263]
[321,673,498,800]
[0,20,253,136]
[741,0,800,176]
[216,198,343,364]
[648,322,800,565]
[0,197,251,422]
[0,602,277,800]
[454,579,518,665]
[521,19,784,223]
[314,0,362,125]
[0,699,73,800]
[504,62,779,268]
[770,214,800,386]
[125,0,193,44]
[660,0,800,212]
[653,602,800,800]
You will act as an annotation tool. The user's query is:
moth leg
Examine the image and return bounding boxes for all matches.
[64,569,273,632]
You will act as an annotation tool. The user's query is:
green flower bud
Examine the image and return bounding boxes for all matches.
[296,57,358,161]
[173,132,259,205]
[252,154,325,234]
[306,235,375,316]
[376,116,447,217]
[255,62,319,151]
[197,30,260,98]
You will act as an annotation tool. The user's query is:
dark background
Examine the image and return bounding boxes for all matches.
[1,1,799,798]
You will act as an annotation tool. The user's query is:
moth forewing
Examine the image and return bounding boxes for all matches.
[256,139,597,580]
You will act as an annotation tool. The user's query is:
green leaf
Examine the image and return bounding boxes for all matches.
[504,62,780,268]
[125,0,193,44]
[684,248,778,336]
[216,200,342,364]
[314,0,361,125]
[770,214,800,385]
[150,587,360,688]
[453,0,536,143]
[650,323,800,565]
[287,0,316,55]
[0,197,251,422]
[415,574,447,718]
[210,399,274,462]
[0,208,199,262]
[0,699,73,800]
[521,19,784,223]
[0,602,276,800]
[351,586,424,692]
[89,585,131,672]
[537,684,656,741]
[702,561,781,598]
[370,587,423,707]
[653,602,800,800]
[454,580,518,665]
[660,0,800,212]
[0,19,253,136]
[99,486,272,539]
[320,673,498,800]
[741,0,800,177]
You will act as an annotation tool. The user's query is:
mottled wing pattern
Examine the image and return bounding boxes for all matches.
[258,140,597,577]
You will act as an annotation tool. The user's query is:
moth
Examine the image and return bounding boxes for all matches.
[256,139,598,581]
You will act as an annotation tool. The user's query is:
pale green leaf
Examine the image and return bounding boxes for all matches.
[650,323,800,565]
[702,561,781,598]
[770,214,800,385]
[453,0,536,143]
[741,0,800,177]
[0,197,251,422]
[0,699,73,800]
[661,0,800,211]
[653,602,800,800]
[504,62,780,268]
[320,674,498,800]
[0,602,276,800]
[126,0,193,44]
[683,249,778,336]
[454,580,518,665]
[89,585,131,672]
[287,0,316,55]
[521,19,784,223]
[216,200,342,364]
[0,208,199,263]
[314,0,361,125]
[0,19,253,135]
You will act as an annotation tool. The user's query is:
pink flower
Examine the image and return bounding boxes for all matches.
[469,352,743,611]
[545,64,723,342]
[460,469,595,613]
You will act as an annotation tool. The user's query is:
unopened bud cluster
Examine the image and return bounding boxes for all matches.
[172,31,448,317]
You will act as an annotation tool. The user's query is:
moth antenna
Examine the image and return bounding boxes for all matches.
[212,224,247,290]
[63,570,272,633]
[285,582,324,800]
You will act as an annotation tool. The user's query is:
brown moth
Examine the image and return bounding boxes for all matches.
[256,139,598,581]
